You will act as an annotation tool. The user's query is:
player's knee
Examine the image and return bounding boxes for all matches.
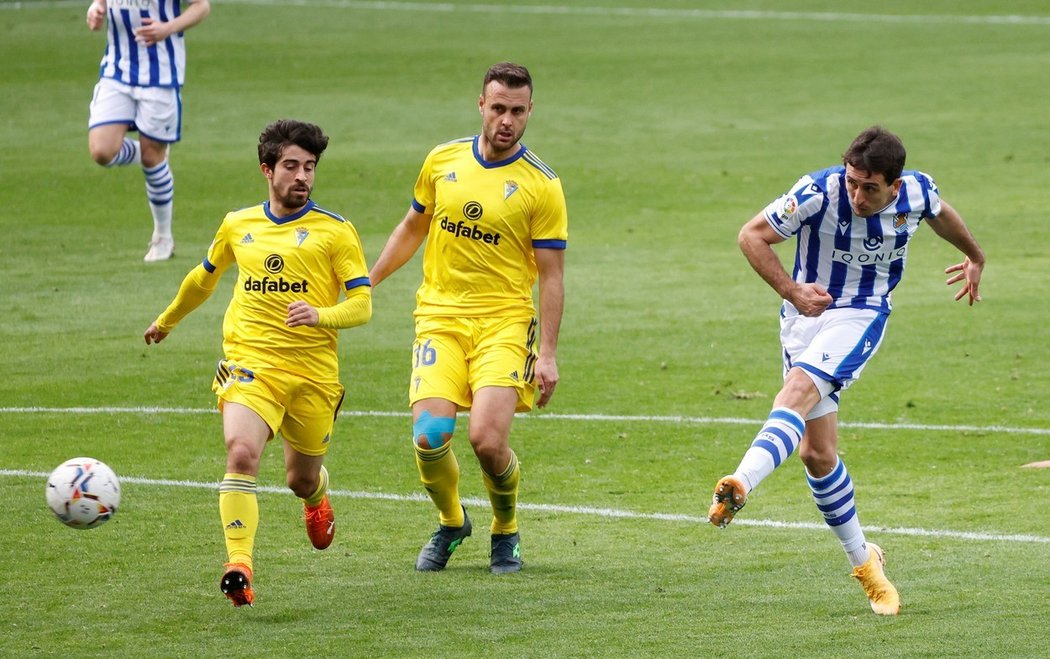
[225,441,260,474]
[89,144,115,166]
[778,368,830,411]
[470,432,506,461]
[413,411,456,450]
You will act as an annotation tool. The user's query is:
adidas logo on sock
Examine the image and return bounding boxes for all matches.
[225,519,246,530]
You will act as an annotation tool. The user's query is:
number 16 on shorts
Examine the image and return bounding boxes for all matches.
[414,339,437,368]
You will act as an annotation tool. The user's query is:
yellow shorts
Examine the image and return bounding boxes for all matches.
[212,359,345,457]
[409,315,538,413]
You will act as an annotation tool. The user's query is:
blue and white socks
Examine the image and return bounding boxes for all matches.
[732,407,805,492]
[731,406,870,568]
[105,137,141,167]
[143,159,174,239]
[807,457,869,567]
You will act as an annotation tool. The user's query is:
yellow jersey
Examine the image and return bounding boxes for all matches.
[161,200,370,383]
[411,136,568,318]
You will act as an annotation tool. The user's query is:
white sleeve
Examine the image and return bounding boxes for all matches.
[762,175,825,239]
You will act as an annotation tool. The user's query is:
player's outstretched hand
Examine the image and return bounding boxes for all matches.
[286,300,319,328]
[534,356,559,409]
[945,257,983,306]
[144,323,168,345]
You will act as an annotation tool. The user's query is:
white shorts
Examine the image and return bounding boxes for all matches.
[88,78,182,144]
[780,305,889,419]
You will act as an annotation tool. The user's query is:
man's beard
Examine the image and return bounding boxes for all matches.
[277,185,311,209]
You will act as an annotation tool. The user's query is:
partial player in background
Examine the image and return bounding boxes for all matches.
[370,62,567,575]
[144,120,372,607]
[707,126,985,615]
[86,0,211,262]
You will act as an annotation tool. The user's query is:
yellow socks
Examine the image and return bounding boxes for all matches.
[483,451,520,535]
[219,473,258,570]
[303,465,329,508]
[415,442,464,527]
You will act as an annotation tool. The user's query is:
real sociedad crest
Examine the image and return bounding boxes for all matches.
[893,212,908,233]
[504,180,519,200]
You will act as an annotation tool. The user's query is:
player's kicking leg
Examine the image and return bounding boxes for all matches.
[708,407,805,527]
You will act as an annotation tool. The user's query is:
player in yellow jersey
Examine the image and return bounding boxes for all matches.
[143,120,372,606]
[370,62,568,574]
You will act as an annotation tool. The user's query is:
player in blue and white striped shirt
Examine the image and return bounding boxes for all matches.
[708,126,985,616]
[86,0,210,262]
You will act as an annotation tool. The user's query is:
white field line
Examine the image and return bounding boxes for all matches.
[3,405,1050,436]
[5,468,1049,545]
[5,407,1048,543]
[3,0,1050,26]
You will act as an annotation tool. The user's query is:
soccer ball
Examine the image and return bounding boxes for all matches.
[46,457,121,529]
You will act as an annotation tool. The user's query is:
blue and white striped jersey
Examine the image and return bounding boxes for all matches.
[763,165,941,313]
[98,0,191,88]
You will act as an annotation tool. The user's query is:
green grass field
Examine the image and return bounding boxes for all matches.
[2,0,1049,656]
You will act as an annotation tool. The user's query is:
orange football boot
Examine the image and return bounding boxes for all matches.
[220,562,254,608]
[305,494,336,550]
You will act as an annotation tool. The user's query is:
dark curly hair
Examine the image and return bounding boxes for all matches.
[258,119,329,168]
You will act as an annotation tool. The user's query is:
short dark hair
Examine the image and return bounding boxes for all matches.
[482,62,533,96]
[258,119,329,169]
[842,126,906,184]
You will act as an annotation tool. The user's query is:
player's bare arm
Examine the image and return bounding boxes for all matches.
[369,207,431,287]
[86,0,106,30]
[925,200,985,305]
[134,0,211,46]
[739,213,832,317]
[534,247,564,408]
